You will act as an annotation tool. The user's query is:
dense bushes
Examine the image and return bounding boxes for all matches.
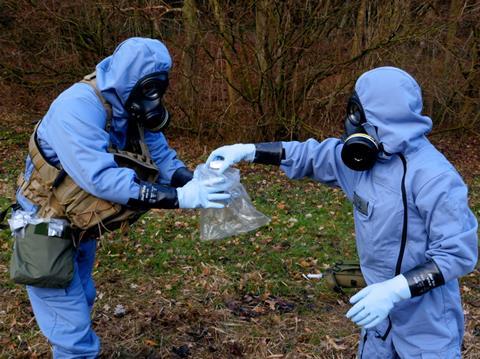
[0,0,479,142]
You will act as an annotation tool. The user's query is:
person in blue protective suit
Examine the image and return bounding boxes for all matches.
[15,37,230,357]
[206,67,478,358]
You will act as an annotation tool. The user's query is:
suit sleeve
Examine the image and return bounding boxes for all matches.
[415,170,478,282]
[42,97,140,205]
[279,138,356,199]
[143,131,187,185]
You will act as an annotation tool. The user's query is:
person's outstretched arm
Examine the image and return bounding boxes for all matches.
[207,139,355,197]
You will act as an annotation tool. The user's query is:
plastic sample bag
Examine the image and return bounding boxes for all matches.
[195,164,270,240]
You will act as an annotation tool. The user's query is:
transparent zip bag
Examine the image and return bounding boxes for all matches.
[195,163,270,240]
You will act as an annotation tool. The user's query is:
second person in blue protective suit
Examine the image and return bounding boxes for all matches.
[207,67,478,358]
[15,37,230,357]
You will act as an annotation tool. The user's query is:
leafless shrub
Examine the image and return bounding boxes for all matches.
[0,0,478,142]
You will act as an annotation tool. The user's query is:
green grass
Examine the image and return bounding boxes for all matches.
[93,167,357,302]
[1,135,479,357]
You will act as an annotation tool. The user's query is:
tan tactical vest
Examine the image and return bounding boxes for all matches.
[17,73,159,238]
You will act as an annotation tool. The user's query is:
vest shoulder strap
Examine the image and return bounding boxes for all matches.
[81,72,155,170]
[80,71,113,130]
[28,122,61,184]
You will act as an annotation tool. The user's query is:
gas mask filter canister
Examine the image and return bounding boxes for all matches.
[341,91,380,171]
[125,71,170,132]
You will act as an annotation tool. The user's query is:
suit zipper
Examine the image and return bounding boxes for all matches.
[395,153,408,276]
[360,331,368,358]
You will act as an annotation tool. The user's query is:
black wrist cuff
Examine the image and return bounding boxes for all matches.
[127,181,179,209]
[171,167,193,188]
[254,142,285,165]
[403,259,445,297]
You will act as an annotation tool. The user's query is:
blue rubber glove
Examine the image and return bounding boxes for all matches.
[206,144,256,173]
[176,177,231,209]
[346,275,411,329]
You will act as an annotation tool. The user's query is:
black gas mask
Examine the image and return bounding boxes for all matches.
[125,72,170,132]
[340,91,380,171]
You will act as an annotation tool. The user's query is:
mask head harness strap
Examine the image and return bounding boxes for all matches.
[125,71,170,132]
[341,91,379,171]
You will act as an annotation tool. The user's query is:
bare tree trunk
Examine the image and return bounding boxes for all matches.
[437,0,464,125]
[352,0,367,57]
[444,0,463,70]
[255,0,268,75]
[255,0,268,117]
[182,0,199,125]
[210,0,236,115]
[458,27,480,127]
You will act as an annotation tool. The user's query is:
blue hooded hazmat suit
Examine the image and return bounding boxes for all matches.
[280,67,478,358]
[16,38,187,357]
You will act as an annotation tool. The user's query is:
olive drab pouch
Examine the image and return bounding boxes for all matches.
[325,260,366,292]
[10,223,75,288]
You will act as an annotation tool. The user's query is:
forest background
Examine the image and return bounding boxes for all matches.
[1,0,479,140]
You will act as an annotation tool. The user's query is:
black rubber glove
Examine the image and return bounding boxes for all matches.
[253,142,285,165]
[403,259,445,297]
[127,181,178,209]
[170,167,193,188]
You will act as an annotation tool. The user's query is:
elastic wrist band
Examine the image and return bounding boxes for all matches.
[403,259,445,297]
[254,142,285,165]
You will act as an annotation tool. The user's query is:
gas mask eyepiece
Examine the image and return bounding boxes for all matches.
[125,72,170,132]
[340,91,379,171]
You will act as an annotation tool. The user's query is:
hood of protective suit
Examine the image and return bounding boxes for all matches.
[354,67,432,155]
[95,37,172,146]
